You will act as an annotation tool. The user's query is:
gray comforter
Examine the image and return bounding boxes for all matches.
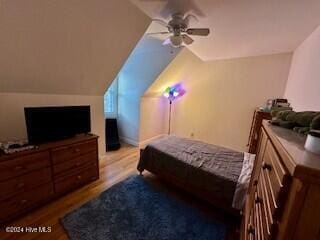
[138,136,245,208]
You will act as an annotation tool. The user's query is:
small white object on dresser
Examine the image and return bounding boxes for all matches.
[304,130,320,154]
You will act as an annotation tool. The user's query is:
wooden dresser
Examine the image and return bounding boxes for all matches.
[0,134,99,224]
[247,109,272,154]
[242,120,320,240]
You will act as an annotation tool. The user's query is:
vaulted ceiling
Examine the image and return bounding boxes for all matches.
[0,0,150,95]
[117,35,181,98]
[1,0,320,96]
[131,0,320,61]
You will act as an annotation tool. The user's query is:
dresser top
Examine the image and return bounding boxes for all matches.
[0,134,98,162]
[263,120,320,181]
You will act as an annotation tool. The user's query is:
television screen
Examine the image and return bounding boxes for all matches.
[24,106,91,144]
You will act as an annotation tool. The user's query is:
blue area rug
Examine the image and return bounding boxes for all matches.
[61,175,226,240]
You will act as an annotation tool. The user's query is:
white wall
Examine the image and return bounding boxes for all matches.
[139,96,168,143]
[117,37,180,144]
[143,49,292,151]
[284,25,320,111]
[118,74,141,145]
[0,93,105,157]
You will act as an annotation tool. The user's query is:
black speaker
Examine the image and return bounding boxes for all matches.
[105,118,120,151]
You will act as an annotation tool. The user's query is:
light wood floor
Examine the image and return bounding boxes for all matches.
[0,143,239,240]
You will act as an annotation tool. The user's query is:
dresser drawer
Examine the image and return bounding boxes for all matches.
[262,142,290,215]
[257,179,276,239]
[54,166,98,195]
[253,199,263,240]
[246,209,255,240]
[265,141,289,187]
[246,186,277,240]
[0,183,54,222]
[0,152,50,181]
[53,151,97,177]
[51,140,97,165]
[0,167,52,201]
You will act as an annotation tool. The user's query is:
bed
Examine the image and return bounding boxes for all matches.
[137,136,255,215]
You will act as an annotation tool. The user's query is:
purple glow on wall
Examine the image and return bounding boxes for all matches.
[163,83,185,101]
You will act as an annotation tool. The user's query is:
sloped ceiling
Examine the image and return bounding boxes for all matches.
[144,47,201,96]
[0,0,150,95]
[131,0,320,61]
[115,35,180,142]
[116,33,181,96]
[118,35,181,97]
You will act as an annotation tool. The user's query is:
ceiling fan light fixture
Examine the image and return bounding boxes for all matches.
[170,35,182,47]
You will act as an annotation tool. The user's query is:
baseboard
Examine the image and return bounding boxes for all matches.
[138,134,167,148]
[119,136,139,147]
[99,154,106,160]
[120,134,167,148]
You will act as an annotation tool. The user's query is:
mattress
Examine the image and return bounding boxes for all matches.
[138,136,255,210]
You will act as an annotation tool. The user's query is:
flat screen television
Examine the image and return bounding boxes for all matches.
[24,106,91,144]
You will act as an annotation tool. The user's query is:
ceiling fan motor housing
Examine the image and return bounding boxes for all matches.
[168,13,187,35]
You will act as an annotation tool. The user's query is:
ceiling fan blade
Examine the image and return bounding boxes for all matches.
[182,34,194,45]
[162,38,171,46]
[183,14,198,25]
[186,28,210,36]
[151,18,169,28]
[146,31,170,35]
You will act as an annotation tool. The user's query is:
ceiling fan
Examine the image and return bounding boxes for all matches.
[147,13,210,48]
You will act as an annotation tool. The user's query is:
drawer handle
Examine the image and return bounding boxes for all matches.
[77,175,82,180]
[255,196,262,204]
[20,199,27,204]
[262,162,272,171]
[247,225,254,235]
[74,148,81,153]
[17,182,25,188]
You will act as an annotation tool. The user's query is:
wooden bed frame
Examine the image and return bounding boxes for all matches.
[139,149,241,217]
